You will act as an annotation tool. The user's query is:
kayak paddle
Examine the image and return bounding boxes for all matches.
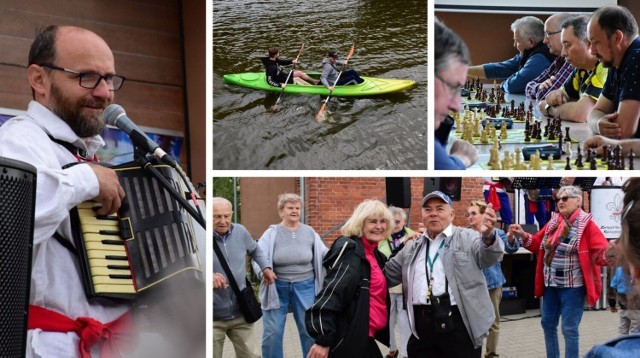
[273,43,305,108]
[315,43,355,121]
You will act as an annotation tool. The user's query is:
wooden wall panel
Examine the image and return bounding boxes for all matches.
[438,4,640,75]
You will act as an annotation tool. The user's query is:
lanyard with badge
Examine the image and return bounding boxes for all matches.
[425,238,446,301]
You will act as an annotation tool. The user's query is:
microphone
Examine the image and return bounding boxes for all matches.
[103,104,177,167]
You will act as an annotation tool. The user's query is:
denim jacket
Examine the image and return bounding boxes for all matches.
[482,228,520,290]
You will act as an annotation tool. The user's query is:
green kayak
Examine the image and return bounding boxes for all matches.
[222,72,415,97]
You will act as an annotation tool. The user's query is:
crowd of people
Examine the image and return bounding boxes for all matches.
[435,5,640,170]
[213,180,640,357]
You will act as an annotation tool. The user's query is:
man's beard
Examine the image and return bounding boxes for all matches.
[49,83,109,137]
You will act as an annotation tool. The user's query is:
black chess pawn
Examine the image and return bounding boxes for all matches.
[565,157,572,170]
[558,132,564,153]
[575,151,584,168]
[536,126,543,141]
[629,149,636,170]
[565,127,572,142]
[524,128,531,142]
[575,143,583,166]
[590,157,597,170]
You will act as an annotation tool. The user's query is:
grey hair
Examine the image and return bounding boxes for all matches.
[388,206,407,221]
[557,185,583,204]
[277,193,302,210]
[212,197,232,208]
[562,15,590,42]
[435,17,471,75]
[512,16,545,43]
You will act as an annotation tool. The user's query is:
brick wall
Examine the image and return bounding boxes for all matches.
[304,177,491,246]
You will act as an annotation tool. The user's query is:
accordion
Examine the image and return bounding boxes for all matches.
[70,162,203,300]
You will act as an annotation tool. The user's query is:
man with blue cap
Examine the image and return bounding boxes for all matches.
[385,191,505,358]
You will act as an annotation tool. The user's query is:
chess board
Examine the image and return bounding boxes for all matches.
[453,129,580,145]
[479,158,623,170]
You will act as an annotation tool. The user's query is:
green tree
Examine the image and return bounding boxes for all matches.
[212,177,234,202]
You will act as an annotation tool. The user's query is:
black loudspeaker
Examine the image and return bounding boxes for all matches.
[385,177,412,208]
[423,178,462,201]
[0,157,37,358]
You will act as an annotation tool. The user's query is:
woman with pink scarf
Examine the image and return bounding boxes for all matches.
[509,185,612,358]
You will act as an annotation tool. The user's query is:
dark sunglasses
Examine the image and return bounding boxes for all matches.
[556,196,574,202]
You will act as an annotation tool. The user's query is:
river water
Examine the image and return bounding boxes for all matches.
[213,0,427,170]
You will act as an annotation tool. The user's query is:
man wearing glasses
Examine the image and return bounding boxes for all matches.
[434,19,478,170]
[525,13,575,103]
[0,25,130,356]
[467,16,555,94]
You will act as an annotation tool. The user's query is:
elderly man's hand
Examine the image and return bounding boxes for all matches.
[213,272,228,289]
[480,202,497,237]
[450,140,478,167]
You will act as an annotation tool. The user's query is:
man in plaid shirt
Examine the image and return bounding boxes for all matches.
[525,13,575,102]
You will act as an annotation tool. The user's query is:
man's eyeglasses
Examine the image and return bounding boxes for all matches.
[435,73,462,98]
[556,196,575,202]
[544,30,562,38]
[40,64,126,91]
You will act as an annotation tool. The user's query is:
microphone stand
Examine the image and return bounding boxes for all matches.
[132,146,206,229]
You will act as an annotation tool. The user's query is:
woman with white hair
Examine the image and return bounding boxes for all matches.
[255,193,328,358]
[509,185,611,358]
[306,199,393,358]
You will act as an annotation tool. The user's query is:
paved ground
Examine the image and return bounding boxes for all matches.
[218,307,622,357]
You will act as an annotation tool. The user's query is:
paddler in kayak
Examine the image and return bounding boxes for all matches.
[320,50,364,91]
[261,47,319,87]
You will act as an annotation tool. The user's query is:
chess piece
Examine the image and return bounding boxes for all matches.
[480,128,488,144]
[565,127,572,142]
[586,147,593,162]
[565,141,572,157]
[558,131,564,153]
[536,126,543,141]
[590,157,597,170]
[514,147,522,168]
[500,122,508,140]
[547,156,554,170]
[629,149,636,170]
[575,150,584,168]
[565,157,572,170]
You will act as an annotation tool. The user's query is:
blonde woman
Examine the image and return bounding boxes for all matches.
[306,199,393,358]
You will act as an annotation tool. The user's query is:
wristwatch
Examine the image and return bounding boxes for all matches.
[544,103,552,117]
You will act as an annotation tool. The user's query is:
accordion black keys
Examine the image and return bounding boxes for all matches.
[71,163,203,300]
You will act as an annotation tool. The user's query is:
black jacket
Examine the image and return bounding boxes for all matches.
[261,57,292,87]
[306,236,390,357]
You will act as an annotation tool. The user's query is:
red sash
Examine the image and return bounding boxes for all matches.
[28,305,135,358]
